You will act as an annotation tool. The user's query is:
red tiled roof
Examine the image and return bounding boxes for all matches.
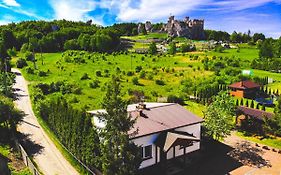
[229,80,260,90]
[128,103,204,138]
[237,106,274,120]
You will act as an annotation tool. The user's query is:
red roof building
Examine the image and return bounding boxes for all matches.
[229,80,260,98]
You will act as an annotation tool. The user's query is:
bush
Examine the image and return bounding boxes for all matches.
[135,66,142,73]
[155,79,165,85]
[38,71,47,77]
[73,87,82,94]
[139,71,146,79]
[26,67,34,74]
[25,51,34,61]
[16,58,28,68]
[167,95,184,105]
[96,71,102,77]
[132,77,139,85]
[81,73,90,80]
[127,71,134,76]
[89,80,100,89]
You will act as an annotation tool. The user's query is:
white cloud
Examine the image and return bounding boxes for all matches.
[0,14,15,25]
[101,0,211,22]
[205,12,281,38]
[48,0,104,25]
[207,0,281,11]
[2,0,20,7]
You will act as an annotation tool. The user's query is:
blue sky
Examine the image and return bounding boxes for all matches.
[0,0,281,38]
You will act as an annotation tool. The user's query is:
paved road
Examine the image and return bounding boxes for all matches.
[12,68,80,175]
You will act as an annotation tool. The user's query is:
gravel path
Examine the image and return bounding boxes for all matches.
[12,68,80,175]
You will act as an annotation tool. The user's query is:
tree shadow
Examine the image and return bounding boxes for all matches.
[228,141,271,168]
[0,153,10,175]
[16,132,44,157]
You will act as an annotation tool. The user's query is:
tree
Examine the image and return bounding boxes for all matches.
[253,33,265,43]
[259,39,274,58]
[250,100,254,108]
[203,92,235,140]
[148,42,157,55]
[0,96,23,133]
[100,76,142,175]
[168,42,176,55]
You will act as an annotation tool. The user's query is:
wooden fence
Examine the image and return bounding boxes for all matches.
[14,140,40,175]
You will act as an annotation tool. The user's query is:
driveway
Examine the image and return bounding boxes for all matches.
[12,68,80,175]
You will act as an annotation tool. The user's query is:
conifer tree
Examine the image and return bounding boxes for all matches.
[101,76,142,175]
[240,98,244,106]
[250,100,254,108]
[246,100,249,107]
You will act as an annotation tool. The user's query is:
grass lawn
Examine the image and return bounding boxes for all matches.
[236,131,281,150]
[184,100,206,117]
[16,51,212,110]
[122,33,168,40]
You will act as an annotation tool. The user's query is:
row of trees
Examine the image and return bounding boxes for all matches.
[0,20,121,54]
[36,77,142,175]
[205,30,265,43]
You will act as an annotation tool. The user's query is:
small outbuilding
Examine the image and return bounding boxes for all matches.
[229,80,260,98]
[236,106,274,134]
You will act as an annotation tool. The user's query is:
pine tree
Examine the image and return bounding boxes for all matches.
[256,103,260,109]
[262,104,266,111]
[250,100,254,108]
[240,98,244,106]
[101,76,142,175]
[236,99,239,106]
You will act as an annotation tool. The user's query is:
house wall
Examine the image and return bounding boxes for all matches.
[230,90,244,98]
[167,123,201,160]
[132,123,201,169]
[131,133,160,169]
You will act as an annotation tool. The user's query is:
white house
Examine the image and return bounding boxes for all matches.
[88,102,203,169]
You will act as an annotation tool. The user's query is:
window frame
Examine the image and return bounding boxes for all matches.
[142,145,153,160]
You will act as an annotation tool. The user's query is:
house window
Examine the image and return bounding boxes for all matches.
[142,145,152,160]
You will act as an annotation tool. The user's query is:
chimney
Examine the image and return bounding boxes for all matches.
[138,102,146,109]
[137,109,148,118]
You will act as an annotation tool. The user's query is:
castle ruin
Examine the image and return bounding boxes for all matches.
[163,16,205,40]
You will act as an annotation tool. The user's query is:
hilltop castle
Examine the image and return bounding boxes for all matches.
[163,16,205,40]
[139,16,205,40]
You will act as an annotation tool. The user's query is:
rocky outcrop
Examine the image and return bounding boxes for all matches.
[145,21,153,33]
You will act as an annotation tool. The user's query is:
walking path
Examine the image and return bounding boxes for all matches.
[12,68,80,175]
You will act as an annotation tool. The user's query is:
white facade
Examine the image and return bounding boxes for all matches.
[131,123,201,169]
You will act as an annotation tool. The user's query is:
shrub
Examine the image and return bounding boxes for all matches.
[38,71,47,77]
[135,66,142,73]
[132,77,139,85]
[73,87,82,94]
[139,71,146,79]
[16,58,28,68]
[35,83,50,95]
[96,71,102,77]
[89,80,100,89]
[155,79,165,85]
[26,67,34,74]
[167,95,184,105]
[25,51,34,61]
[147,74,153,80]
[127,71,134,76]
[81,73,90,80]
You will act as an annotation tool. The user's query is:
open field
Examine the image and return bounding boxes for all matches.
[16,52,212,109]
